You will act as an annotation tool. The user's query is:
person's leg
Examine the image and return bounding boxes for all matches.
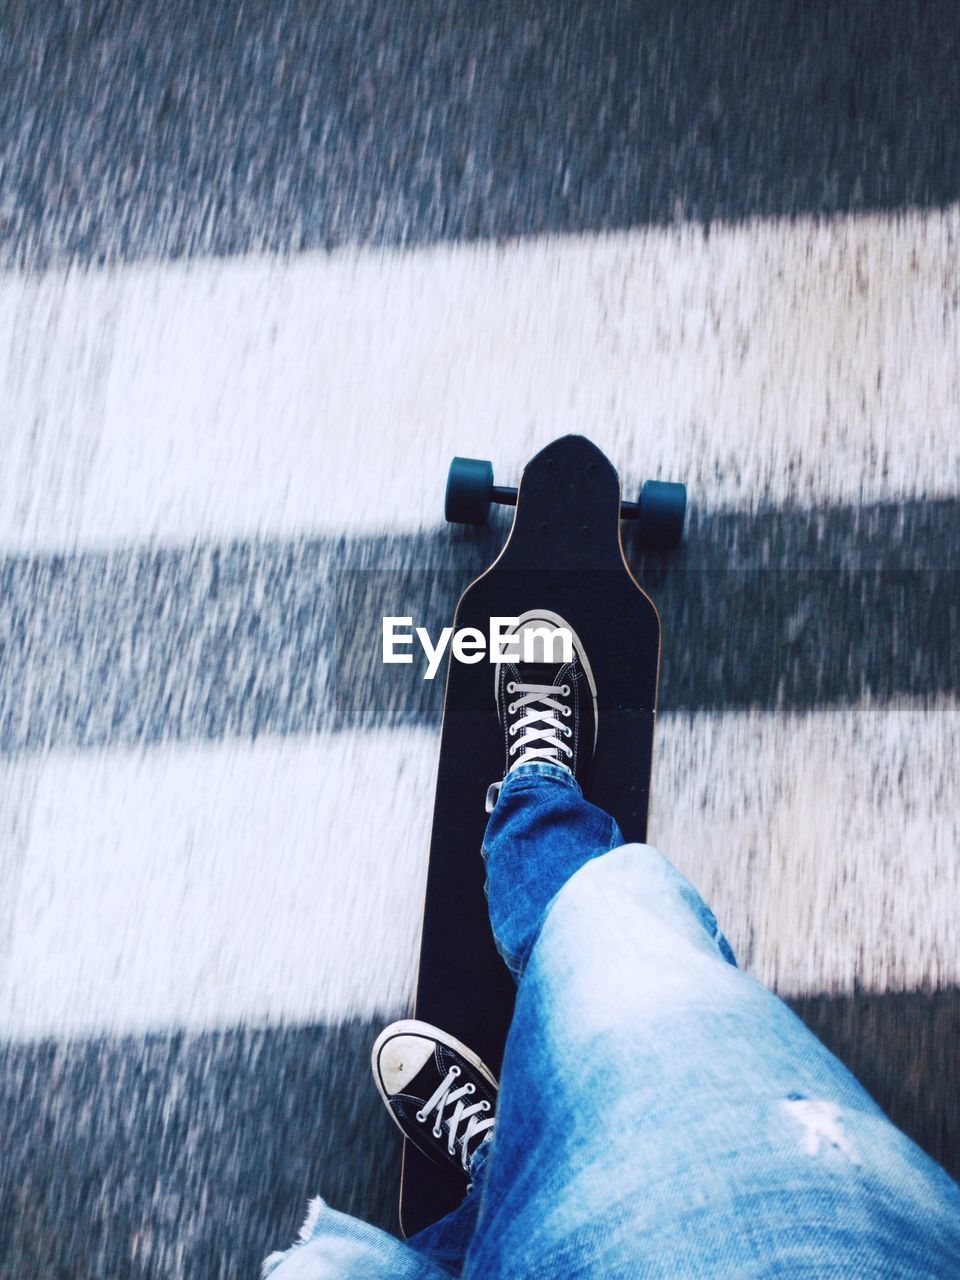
[263,611,624,1278]
[388,763,626,1276]
[261,1019,496,1280]
[402,1134,493,1276]
[370,1021,498,1276]
[481,758,631,979]
[261,1194,452,1280]
[464,765,960,1278]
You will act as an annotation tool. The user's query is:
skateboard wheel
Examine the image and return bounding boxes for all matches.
[445,457,494,525]
[638,480,687,548]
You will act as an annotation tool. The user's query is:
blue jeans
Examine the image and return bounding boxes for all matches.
[263,763,960,1279]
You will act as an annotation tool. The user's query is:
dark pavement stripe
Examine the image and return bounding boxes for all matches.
[1,0,958,269]
[0,1019,400,1280]
[788,989,960,1191]
[1,500,957,755]
[0,992,957,1279]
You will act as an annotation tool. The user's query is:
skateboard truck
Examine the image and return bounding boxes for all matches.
[445,455,687,549]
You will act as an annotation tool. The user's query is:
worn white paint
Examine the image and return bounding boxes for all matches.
[1,206,959,552]
[0,731,435,1037]
[1,699,957,1039]
[652,697,960,998]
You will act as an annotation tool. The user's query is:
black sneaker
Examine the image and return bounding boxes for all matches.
[488,609,598,810]
[371,1020,497,1180]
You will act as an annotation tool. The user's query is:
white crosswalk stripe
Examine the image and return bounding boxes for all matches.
[2,206,958,553]
[1,699,957,1040]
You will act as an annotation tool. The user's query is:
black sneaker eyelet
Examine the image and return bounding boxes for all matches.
[450,1065,461,1077]
[561,684,570,696]
[507,682,517,693]
[509,724,517,735]
[507,702,516,715]
[415,1110,426,1122]
[562,706,571,717]
[564,726,572,737]
[465,1082,475,1094]
[481,1101,491,1111]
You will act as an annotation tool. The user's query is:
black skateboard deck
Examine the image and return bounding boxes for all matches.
[399,435,664,1237]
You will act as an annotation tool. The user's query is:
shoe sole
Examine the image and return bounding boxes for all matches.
[494,607,599,751]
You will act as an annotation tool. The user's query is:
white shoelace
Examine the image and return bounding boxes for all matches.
[506,680,574,768]
[415,1065,495,1171]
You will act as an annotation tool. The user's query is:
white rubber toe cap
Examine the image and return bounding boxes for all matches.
[375,1033,435,1096]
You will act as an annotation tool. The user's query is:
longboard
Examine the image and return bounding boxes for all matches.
[399,435,680,1237]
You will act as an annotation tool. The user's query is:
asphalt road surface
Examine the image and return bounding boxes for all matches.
[1,3,959,1277]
